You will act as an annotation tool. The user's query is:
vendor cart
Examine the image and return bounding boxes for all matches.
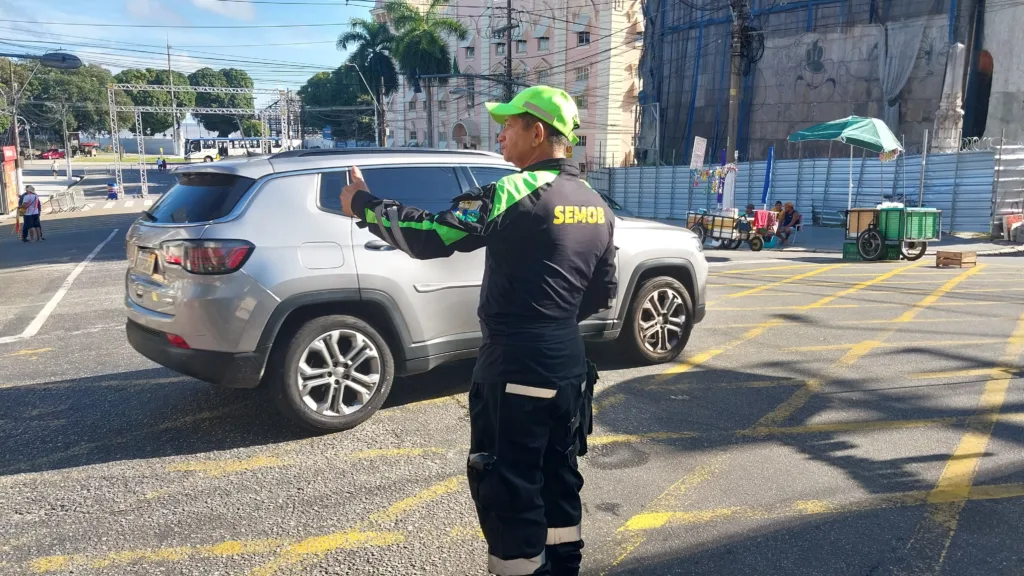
[843,206,943,261]
[688,209,777,251]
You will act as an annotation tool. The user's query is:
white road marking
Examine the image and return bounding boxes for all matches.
[124,200,134,208]
[0,229,119,345]
[103,201,115,209]
[82,204,92,211]
[143,199,153,207]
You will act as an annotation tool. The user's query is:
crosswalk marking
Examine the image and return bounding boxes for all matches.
[143,199,153,207]
[82,204,92,211]
[124,200,134,208]
[103,201,115,209]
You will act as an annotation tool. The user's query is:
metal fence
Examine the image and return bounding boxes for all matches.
[590,149,1000,234]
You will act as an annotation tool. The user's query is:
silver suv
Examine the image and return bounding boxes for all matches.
[124,149,708,432]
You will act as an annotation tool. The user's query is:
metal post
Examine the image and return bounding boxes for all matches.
[134,110,148,197]
[108,86,124,199]
[167,38,178,156]
[950,138,962,233]
[62,102,72,181]
[991,127,1005,236]
[919,129,928,207]
[9,61,23,197]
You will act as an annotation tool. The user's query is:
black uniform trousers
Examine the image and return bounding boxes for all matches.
[466,377,586,576]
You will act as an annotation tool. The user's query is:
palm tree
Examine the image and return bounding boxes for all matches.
[338,18,400,146]
[385,0,468,147]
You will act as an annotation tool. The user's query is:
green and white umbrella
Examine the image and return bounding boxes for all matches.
[787,116,904,210]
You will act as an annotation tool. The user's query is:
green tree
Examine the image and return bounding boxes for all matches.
[187,67,255,137]
[297,67,375,143]
[338,18,399,144]
[384,0,467,146]
[114,68,196,135]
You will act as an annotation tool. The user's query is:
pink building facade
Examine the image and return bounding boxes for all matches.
[373,0,644,170]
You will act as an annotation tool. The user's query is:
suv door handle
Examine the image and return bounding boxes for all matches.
[364,240,395,251]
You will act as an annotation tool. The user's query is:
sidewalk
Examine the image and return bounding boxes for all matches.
[655,219,1024,256]
[1,173,86,223]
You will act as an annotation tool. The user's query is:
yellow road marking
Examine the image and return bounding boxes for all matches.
[5,347,53,357]
[593,393,625,415]
[657,318,785,378]
[588,431,698,446]
[29,476,461,574]
[618,482,1024,531]
[710,263,825,275]
[713,264,844,302]
[601,456,726,574]
[899,310,1024,573]
[799,261,925,310]
[349,448,446,459]
[911,367,1017,379]
[250,476,463,575]
[711,301,1003,311]
[167,455,288,477]
[748,265,982,435]
[368,476,464,525]
[30,535,402,574]
[785,339,1004,352]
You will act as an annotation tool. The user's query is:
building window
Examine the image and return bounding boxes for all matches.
[573,94,588,109]
[439,100,447,111]
[537,69,550,83]
[579,162,587,173]
[495,43,506,55]
[467,77,476,108]
[578,135,587,147]
[516,40,527,53]
[537,37,549,51]
[465,46,475,59]
[577,31,590,46]
[409,131,417,142]
[575,66,590,81]
[438,129,447,144]
[408,101,416,111]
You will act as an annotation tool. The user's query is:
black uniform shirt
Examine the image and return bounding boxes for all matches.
[351,158,617,385]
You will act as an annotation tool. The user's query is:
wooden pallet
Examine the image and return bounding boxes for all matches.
[936,250,977,268]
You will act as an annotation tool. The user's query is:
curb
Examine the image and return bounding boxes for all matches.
[771,244,1024,257]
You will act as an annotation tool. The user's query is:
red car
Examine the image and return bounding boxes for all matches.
[40,149,65,160]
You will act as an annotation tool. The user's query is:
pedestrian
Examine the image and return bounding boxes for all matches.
[21,185,43,242]
[51,160,58,179]
[339,85,616,576]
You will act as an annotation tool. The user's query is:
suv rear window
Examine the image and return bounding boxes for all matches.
[147,173,255,223]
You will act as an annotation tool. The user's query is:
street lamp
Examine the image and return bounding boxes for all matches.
[345,63,383,147]
[1,51,83,205]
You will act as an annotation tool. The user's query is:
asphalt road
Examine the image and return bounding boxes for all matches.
[1,213,1024,576]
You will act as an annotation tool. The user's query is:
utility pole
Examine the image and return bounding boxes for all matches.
[379,76,387,147]
[725,0,748,163]
[167,37,178,156]
[61,101,71,180]
[504,0,514,102]
[9,61,23,196]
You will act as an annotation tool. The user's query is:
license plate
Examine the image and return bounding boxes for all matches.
[132,251,156,275]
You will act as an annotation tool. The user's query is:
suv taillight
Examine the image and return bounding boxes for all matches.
[160,240,254,275]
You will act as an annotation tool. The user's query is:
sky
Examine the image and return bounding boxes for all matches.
[0,0,375,97]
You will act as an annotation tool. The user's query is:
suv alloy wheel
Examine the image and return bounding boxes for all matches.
[269,315,395,432]
[621,276,694,364]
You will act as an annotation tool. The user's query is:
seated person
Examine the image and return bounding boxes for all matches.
[744,203,756,217]
[773,200,783,212]
[778,202,802,243]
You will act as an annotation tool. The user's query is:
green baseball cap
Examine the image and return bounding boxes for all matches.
[485,85,580,145]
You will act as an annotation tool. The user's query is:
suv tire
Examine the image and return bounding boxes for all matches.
[270,314,394,433]
[620,276,694,364]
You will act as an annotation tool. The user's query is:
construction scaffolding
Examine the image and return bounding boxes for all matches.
[107,84,292,197]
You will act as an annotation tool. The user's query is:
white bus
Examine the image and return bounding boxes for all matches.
[184,137,298,162]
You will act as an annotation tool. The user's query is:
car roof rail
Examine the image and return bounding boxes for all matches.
[270,147,503,159]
